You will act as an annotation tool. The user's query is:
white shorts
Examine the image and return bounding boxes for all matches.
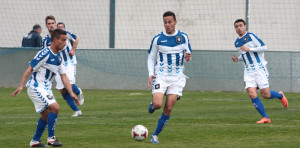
[55,64,76,89]
[244,67,269,90]
[27,87,57,113]
[152,74,186,97]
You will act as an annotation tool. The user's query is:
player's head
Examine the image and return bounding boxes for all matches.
[234,19,247,37]
[163,11,177,34]
[33,24,42,34]
[51,29,67,51]
[45,15,57,34]
[57,22,65,30]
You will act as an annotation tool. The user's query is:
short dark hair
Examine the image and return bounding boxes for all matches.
[234,19,246,25]
[163,11,176,21]
[57,22,65,28]
[51,29,66,41]
[33,24,41,30]
[45,15,56,25]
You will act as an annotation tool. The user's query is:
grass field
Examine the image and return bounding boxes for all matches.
[0,87,300,148]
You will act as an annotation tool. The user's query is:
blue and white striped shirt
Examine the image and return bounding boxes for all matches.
[148,30,192,76]
[42,30,77,67]
[26,48,65,90]
[235,32,268,71]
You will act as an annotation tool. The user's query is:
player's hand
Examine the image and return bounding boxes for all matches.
[69,50,75,56]
[184,51,191,62]
[147,75,155,88]
[232,54,238,62]
[240,46,250,52]
[70,93,80,105]
[11,87,23,96]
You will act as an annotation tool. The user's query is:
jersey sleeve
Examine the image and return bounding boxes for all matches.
[58,64,66,74]
[67,31,77,42]
[183,34,192,53]
[41,37,48,49]
[29,49,49,71]
[147,36,159,77]
[249,34,268,52]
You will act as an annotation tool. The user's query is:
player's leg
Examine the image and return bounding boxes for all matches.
[31,109,49,147]
[70,64,84,105]
[245,71,270,123]
[151,75,185,144]
[27,88,56,147]
[256,69,288,107]
[46,103,62,147]
[151,94,177,144]
[247,87,270,123]
[149,75,166,113]
[56,75,81,117]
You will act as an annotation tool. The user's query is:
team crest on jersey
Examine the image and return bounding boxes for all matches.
[58,56,62,63]
[155,84,160,89]
[176,36,182,44]
[243,37,248,43]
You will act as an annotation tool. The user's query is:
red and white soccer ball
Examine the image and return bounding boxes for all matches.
[131,125,148,141]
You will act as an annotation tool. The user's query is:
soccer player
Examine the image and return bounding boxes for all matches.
[43,16,84,117]
[232,19,288,124]
[147,11,192,144]
[11,29,79,147]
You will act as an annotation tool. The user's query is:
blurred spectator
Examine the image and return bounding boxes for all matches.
[22,24,42,47]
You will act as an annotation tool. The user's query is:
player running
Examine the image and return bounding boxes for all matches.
[147,11,192,144]
[42,16,84,117]
[232,19,288,124]
[11,29,79,147]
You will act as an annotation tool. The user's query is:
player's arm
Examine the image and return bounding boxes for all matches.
[183,34,192,62]
[41,37,48,49]
[248,34,267,52]
[147,37,158,88]
[11,66,33,96]
[232,54,241,62]
[60,73,79,105]
[69,33,79,56]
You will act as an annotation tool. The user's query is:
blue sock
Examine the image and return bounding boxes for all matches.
[153,113,170,136]
[72,84,80,95]
[252,97,269,119]
[32,118,47,141]
[270,90,283,100]
[48,112,58,138]
[62,92,80,111]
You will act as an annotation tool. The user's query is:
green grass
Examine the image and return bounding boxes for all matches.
[0,87,300,147]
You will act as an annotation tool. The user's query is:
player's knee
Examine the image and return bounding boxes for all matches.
[248,93,257,99]
[153,102,162,109]
[49,103,60,114]
[262,92,271,99]
[164,105,173,113]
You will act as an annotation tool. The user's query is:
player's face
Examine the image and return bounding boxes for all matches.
[57,24,65,30]
[55,35,67,51]
[163,16,177,34]
[234,22,246,37]
[46,19,57,33]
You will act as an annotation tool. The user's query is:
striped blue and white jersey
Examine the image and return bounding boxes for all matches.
[42,30,77,67]
[26,48,65,91]
[235,32,268,71]
[148,29,192,76]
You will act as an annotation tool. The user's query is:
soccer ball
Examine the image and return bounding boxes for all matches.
[131,125,148,141]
